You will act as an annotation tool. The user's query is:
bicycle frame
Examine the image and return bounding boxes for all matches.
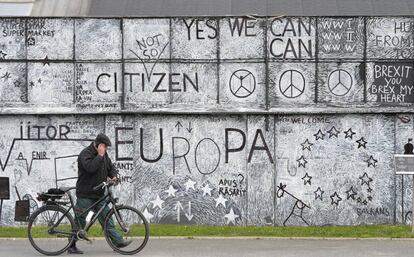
[49,187,125,237]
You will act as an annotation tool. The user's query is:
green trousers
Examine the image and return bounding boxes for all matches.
[74,197,123,245]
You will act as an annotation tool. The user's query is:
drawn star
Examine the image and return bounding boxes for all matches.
[37,78,42,84]
[314,129,325,141]
[359,172,373,187]
[356,137,367,149]
[43,56,50,66]
[215,194,228,208]
[330,192,342,206]
[0,50,6,59]
[13,80,22,88]
[327,126,340,138]
[297,156,308,168]
[1,72,11,81]
[362,200,368,205]
[184,179,196,192]
[357,197,362,203]
[27,37,35,46]
[366,155,378,167]
[314,187,324,201]
[201,183,213,196]
[367,196,373,201]
[300,139,313,151]
[142,208,154,223]
[367,187,373,193]
[345,186,357,200]
[344,128,356,139]
[29,81,35,87]
[224,208,239,225]
[150,194,164,209]
[301,172,312,185]
[164,185,177,197]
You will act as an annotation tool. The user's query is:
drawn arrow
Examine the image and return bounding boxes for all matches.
[186,122,193,133]
[185,201,193,221]
[175,122,183,132]
[174,201,184,223]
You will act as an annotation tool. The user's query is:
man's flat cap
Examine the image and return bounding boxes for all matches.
[95,133,112,146]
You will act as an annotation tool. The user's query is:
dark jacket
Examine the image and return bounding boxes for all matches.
[76,143,118,199]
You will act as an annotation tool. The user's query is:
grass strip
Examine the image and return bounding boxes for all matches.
[1,225,414,238]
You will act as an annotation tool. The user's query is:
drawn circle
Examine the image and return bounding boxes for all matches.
[229,69,256,98]
[195,138,220,175]
[279,70,305,98]
[328,69,353,96]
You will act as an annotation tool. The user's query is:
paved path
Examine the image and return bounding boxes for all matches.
[2,237,414,257]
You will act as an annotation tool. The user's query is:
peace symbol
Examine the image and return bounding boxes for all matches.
[328,69,353,96]
[229,69,256,98]
[279,70,305,98]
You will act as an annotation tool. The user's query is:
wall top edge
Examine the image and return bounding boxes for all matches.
[1,109,414,116]
[2,15,414,19]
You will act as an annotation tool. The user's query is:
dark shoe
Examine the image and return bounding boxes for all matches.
[116,239,132,248]
[67,245,84,254]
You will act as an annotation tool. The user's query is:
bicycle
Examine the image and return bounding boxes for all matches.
[27,180,149,256]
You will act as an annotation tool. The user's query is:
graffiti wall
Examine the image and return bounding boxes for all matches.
[0,16,414,226]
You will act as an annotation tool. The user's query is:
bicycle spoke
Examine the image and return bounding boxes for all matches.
[105,206,149,255]
[28,205,75,256]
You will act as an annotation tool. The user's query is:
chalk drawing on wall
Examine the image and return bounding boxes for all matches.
[27,37,35,46]
[150,194,164,209]
[279,70,305,98]
[345,186,357,200]
[215,194,227,208]
[366,155,378,167]
[0,50,6,59]
[301,172,312,185]
[0,137,91,172]
[201,183,213,196]
[1,71,10,81]
[297,155,308,168]
[300,139,313,151]
[327,126,340,138]
[54,155,79,187]
[129,40,169,80]
[224,208,239,225]
[314,187,324,200]
[344,128,356,139]
[277,183,311,226]
[356,137,367,149]
[15,152,50,176]
[330,192,342,205]
[327,69,353,96]
[165,185,178,197]
[359,172,373,187]
[284,123,382,225]
[229,69,256,98]
[313,129,325,140]
[397,115,411,123]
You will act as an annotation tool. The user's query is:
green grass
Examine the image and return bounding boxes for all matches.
[2,225,414,238]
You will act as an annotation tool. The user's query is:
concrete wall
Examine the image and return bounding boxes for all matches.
[0,17,413,226]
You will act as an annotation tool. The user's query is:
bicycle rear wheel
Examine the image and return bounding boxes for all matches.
[104,205,149,255]
[27,204,75,256]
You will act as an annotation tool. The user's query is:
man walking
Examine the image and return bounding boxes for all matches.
[67,133,131,254]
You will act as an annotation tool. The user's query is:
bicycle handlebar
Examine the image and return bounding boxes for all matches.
[92,180,116,191]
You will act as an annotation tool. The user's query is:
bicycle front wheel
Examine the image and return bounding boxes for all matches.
[104,205,149,255]
[27,204,75,256]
